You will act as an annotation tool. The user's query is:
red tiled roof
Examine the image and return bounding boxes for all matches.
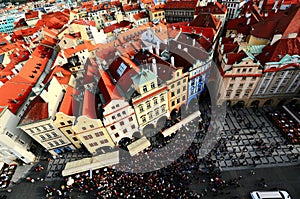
[250,4,300,39]
[63,41,95,58]
[0,80,33,114]
[43,65,72,85]
[194,2,227,15]
[14,18,29,29]
[59,86,80,116]
[123,3,139,12]
[226,51,247,65]
[164,0,197,10]
[72,19,96,27]
[191,13,221,31]
[98,70,122,107]
[82,89,97,119]
[257,37,300,65]
[18,95,49,126]
[103,20,132,33]
[133,12,149,21]
[223,43,239,53]
[25,10,39,20]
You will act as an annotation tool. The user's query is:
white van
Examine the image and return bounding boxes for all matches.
[250,190,291,199]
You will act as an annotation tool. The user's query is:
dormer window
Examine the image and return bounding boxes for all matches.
[143,85,147,92]
[151,82,155,89]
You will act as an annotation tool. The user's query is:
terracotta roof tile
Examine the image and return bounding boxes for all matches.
[194,2,227,15]
[25,10,39,20]
[164,0,197,10]
[123,3,139,12]
[59,86,80,116]
[18,95,49,126]
[133,12,149,21]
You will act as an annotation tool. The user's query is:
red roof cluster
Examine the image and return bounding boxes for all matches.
[123,3,139,12]
[164,0,197,10]
[194,2,227,15]
[133,12,149,21]
[250,4,300,39]
[103,21,132,33]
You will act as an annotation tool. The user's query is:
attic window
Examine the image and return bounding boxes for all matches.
[29,75,35,78]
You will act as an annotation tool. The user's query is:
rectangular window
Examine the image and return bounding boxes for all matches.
[182,96,186,101]
[120,121,125,126]
[242,77,246,80]
[177,98,180,104]
[129,117,133,122]
[54,141,59,146]
[59,139,65,144]
[183,86,186,91]
[114,133,119,138]
[177,89,180,94]
[171,101,175,106]
[131,124,135,129]
[90,125,94,128]
[242,68,246,72]
[123,129,127,134]
[48,142,54,147]
[95,131,104,137]
[117,113,121,117]
[122,111,126,115]
[111,125,116,130]
[153,98,158,105]
[82,127,86,131]
[51,132,58,137]
[151,82,155,89]
[66,130,72,134]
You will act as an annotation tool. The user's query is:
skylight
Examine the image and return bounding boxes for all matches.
[117,62,127,77]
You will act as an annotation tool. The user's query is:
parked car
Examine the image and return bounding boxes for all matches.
[250,190,291,199]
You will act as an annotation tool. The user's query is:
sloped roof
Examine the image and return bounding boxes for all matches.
[18,95,49,126]
[98,70,122,107]
[25,10,39,20]
[59,86,80,116]
[123,3,139,12]
[257,37,300,65]
[190,13,220,31]
[250,4,300,39]
[194,2,227,15]
[133,12,149,21]
[164,0,197,10]
[131,68,157,85]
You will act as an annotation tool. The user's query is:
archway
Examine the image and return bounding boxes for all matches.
[118,137,132,151]
[143,123,156,137]
[170,108,179,122]
[237,100,245,108]
[226,100,232,107]
[277,99,286,107]
[263,99,273,106]
[132,131,142,139]
[250,100,260,107]
[156,116,168,132]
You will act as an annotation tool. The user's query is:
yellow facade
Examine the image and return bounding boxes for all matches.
[72,116,115,155]
[167,68,189,113]
[53,112,81,149]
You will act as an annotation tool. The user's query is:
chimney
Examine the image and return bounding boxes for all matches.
[183,48,188,52]
[152,58,157,75]
[178,44,181,49]
[192,39,196,46]
[156,41,160,56]
[171,56,175,66]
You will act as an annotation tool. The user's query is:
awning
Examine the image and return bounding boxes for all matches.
[62,151,119,177]
[127,136,151,156]
[0,162,5,171]
[162,111,201,137]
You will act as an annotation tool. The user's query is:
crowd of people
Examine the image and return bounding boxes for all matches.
[40,106,237,198]
[269,111,300,144]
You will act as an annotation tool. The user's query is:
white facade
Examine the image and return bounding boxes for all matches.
[0,108,35,164]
